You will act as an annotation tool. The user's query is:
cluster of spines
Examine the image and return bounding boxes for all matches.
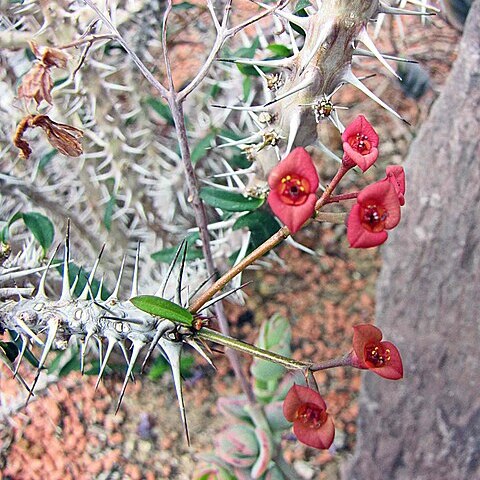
[0,229,219,444]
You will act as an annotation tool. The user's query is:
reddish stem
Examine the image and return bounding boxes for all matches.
[324,191,359,204]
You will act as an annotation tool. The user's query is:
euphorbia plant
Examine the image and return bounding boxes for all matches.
[0,0,435,477]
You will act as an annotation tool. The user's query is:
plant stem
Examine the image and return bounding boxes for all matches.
[324,191,359,204]
[310,354,352,372]
[189,226,290,313]
[197,328,311,371]
[315,165,351,210]
[315,212,347,224]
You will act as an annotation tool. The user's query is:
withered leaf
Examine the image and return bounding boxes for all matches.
[13,115,83,159]
[18,64,54,105]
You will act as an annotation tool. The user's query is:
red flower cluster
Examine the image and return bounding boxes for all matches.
[342,115,379,172]
[267,147,319,234]
[283,384,335,450]
[350,324,403,380]
[347,165,406,248]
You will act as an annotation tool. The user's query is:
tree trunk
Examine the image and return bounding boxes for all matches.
[344,2,480,479]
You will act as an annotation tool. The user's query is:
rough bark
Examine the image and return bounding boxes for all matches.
[344,1,480,479]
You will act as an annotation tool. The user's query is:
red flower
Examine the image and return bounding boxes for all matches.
[268,147,319,234]
[351,324,403,380]
[342,115,379,172]
[347,180,401,248]
[283,385,335,450]
[383,165,406,206]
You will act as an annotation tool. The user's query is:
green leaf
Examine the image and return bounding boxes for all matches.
[0,212,23,243]
[234,37,261,76]
[266,44,292,58]
[145,97,174,125]
[242,76,252,102]
[294,0,312,12]
[130,295,193,326]
[200,187,264,212]
[22,212,55,253]
[104,193,116,231]
[8,330,39,368]
[191,133,216,165]
[38,149,57,171]
[233,210,279,252]
[172,1,196,9]
[151,233,203,264]
[0,341,19,363]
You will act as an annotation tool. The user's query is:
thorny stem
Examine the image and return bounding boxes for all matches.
[58,34,114,50]
[198,328,311,371]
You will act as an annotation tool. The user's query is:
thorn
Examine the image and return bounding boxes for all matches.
[117,340,135,383]
[378,3,437,15]
[140,321,175,373]
[70,266,83,296]
[96,275,105,301]
[80,329,95,374]
[175,241,188,307]
[286,112,301,155]
[79,244,105,300]
[60,221,72,302]
[156,239,187,298]
[14,335,28,377]
[94,337,116,391]
[36,244,61,299]
[217,57,290,68]
[188,273,216,302]
[159,339,190,445]
[251,0,309,28]
[343,68,409,124]
[357,27,402,80]
[108,254,127,301]
[198,282,252,313]
[130,242,140,298]
[16,317,44,345]
[211,104,265,113]
[263,77,313,107]
[354,48,418,64]
[97,336,104,370]
[216,133,262,149]
[299,16,335,74]
[185,338,216,370]
[26,316,58,405]
[115,340,143,414]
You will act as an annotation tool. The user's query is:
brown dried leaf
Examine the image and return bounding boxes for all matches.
[31,115,83,157]
[13,115,83,159]
[17,64,54,105]
[29,41,69,69]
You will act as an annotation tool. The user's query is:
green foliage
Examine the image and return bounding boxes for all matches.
[38,149,57,171]
[0,211,54,255]
[151,233,203,263]
[145,97,174,125]
[191,133,216,164]
[233,211,279,253]
[200,187,264,212]
[130,295,194,326]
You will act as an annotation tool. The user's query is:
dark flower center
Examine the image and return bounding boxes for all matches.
[278,174,310,206]
[365,343,391,368]
[349,133,371,155]
[296,403,328,429]
[360,204,387,232]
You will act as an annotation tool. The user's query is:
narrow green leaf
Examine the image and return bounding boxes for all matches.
[294,0,312,12]
[266,44,292,58]
[243,76,252,102]
[38,149,57,171]
[104,194,116,231]
[172,1,196,9]
[191,133,216,165]
[0,341,19,363]
[130,295,193,326]
[145,97,174,125]
[8,329,39,368]
[151,233,203,264]
[200,187,264,212]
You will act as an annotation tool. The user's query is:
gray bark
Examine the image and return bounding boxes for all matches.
[344,1,480,479]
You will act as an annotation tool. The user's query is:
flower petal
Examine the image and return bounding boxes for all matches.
[347,203,388,248]
[283,384,326,422]
[342,145,378,172]
[268,192,316,234]
[357,181,401,229]
[385,165,406,206]
[372,341,403,380]
[342,115,379,147]
[293,413,335,450]
[268,147,319,192]
[352,324,383,365]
